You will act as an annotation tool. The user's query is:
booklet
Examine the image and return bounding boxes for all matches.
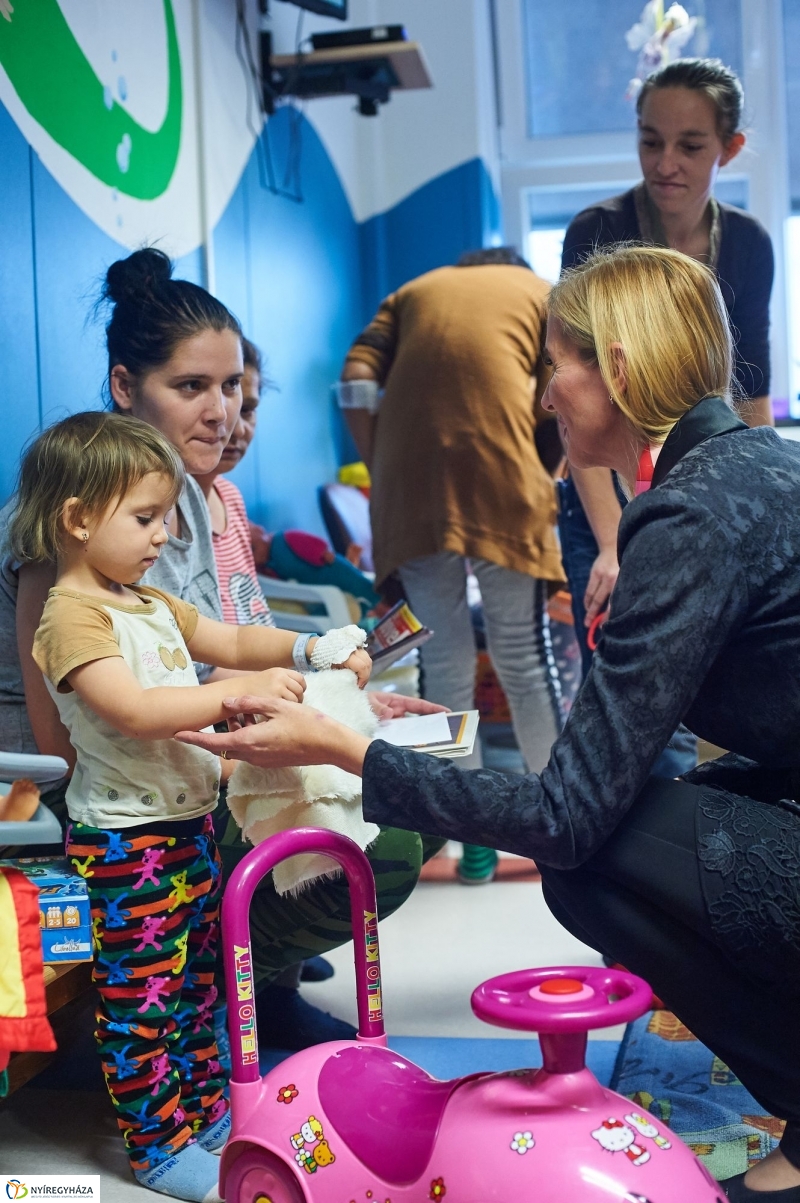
[376,710,479,759]
[367,600,433,671]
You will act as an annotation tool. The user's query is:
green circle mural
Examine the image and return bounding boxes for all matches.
[0,0,181,200]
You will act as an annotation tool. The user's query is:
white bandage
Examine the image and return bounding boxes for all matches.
[334,380,381,413]
[310,624,368,671]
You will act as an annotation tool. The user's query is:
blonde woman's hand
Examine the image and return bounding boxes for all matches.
[367,692,450,721]
[176,695,369,776]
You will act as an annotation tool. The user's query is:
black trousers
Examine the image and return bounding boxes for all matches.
[538,777,800,1170]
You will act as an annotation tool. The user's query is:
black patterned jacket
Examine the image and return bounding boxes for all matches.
[362,397,800,872]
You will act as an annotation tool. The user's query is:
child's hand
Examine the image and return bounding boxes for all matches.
[249,668,306,703]
[335,648,372,689]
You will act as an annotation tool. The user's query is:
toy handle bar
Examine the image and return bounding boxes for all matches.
[222,828,384,1084]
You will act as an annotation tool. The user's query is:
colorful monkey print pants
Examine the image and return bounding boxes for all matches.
[66,814,228,1171]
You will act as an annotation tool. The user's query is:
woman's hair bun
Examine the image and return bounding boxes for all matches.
[103,247,173,306]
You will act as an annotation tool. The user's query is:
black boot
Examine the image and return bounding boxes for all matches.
[254,983,356,1051]
[723,1173,800,1201]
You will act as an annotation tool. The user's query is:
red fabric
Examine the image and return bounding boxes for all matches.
[0,869,56,1054]
[283,530,332,567]
[635,446,655,496]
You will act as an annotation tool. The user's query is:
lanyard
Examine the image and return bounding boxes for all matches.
[587,447,655,651]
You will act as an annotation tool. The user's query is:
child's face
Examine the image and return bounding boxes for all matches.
[81,473,175,585]
[113,329,244,477]
[218,366,260,474]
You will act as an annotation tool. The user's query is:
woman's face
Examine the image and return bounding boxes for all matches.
[111,328,244,476]
[218,365,260,474]
[541,318,633,472]
[638,86,743,218]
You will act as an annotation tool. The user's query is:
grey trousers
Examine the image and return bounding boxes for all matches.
[398,552,562,773]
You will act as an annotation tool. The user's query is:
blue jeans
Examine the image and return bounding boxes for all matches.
[556,476,697,779]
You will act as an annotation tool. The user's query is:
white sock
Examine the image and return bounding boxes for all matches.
[195,1110,231,1155]
[133,1141,221,1202]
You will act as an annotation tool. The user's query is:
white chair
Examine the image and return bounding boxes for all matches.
[258,576,420,695]
[258,575,355,634]
[0,751,69,846]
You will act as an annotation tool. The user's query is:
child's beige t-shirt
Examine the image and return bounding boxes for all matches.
[33,585,221,828]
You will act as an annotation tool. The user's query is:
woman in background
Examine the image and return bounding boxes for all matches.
[559,59,774,714]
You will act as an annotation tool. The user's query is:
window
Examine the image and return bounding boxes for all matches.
[526,185,637,280]
[784,0,800,413]
[788,218,800,411]
[522,0,744,139]
[497,2,793,415]
[783,0,800,214]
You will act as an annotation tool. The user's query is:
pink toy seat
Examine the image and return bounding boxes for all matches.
[318,1045,458,1185]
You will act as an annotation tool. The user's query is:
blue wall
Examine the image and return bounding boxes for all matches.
[0,101,500,535]
[212,108,364,534]
[360,157,502,317]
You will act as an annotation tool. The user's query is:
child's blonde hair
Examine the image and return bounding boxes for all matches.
[548,244,734,442]
[9,411,184,564]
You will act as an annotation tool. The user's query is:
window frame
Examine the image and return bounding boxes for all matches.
[496,0,794,413]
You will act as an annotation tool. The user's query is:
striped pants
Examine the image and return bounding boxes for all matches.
[31,783,443,994]
[66,815,227,1171]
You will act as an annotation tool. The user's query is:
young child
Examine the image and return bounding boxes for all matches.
[9,411,370,1202]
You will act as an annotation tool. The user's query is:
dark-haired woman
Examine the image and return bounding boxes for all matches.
[559,58,775,721]
[1,248,440,1051]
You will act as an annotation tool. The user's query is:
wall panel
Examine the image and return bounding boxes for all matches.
[0,106,39,503]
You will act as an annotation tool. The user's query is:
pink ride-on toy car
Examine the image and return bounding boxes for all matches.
[220,829,725,1202]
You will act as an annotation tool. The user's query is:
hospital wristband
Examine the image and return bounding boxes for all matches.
[334,379,381,414]
[292,633,316,673]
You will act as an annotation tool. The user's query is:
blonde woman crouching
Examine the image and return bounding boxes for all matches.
[180,246,800,1201]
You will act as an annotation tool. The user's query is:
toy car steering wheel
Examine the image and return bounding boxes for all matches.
[471,965,653,1034]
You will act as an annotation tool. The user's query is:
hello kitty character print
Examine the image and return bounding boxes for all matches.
[591,1118,650,1166]
[592,1110,673,1165]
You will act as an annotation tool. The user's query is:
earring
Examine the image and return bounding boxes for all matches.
[609,394,616,405]
[82,532,89,545]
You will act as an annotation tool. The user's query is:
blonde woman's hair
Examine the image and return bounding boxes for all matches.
[548,244,734,442]
[9,411,184,564]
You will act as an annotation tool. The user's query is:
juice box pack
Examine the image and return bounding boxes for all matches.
[0,856,93,962]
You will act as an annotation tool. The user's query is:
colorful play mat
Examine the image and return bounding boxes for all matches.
[611,1010,786,1184]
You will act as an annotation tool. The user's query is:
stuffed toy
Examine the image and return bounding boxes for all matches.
[251,526,381,615]
[226,670,380,895]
